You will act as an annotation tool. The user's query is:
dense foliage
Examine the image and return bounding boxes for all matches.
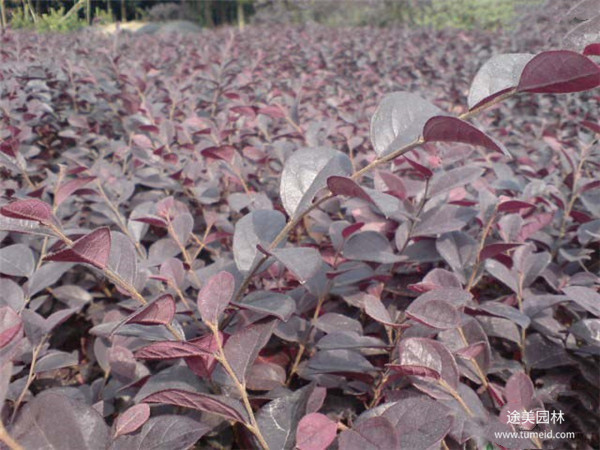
[0,5,599,449]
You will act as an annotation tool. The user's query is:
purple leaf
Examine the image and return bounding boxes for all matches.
[403,156,433,179]
[468,53,534,109]
[406,299,461,330]
[423,116,510,157]
[109,415,211,450]
[370,92,443,157]
[233,209,286,273]
[270,247,322,282]
[296,413,337,450]
[246,362,286,390]
[343,231,404,263]
[413,205,477,236]
[159,258,185,287]
[363,295,396,327]
[381,396,453,449]
[114,403,151,438]
[125,294,176,326]
[398,338,460,393]
[455,342,487,361]
[45,227,112,269]
[54,176,96,207]
[339,417,398,450]
[479,243,520,261]
[197,271,234,325]
[108,232,139,291]
[387,364,441,380]
[235,291,296,321]
[497,200,535,213]
[185,332,223,379]
[135,341,210,360]
[0,198,58,226]
[34,350,78,373]
[256,383,315,450]
[517,50,600,93]
[0,306,23,349]
[505,372,534,408]
[142,389,246,423]
[562,286,600,317]
[0,244,35,277]
[280,147,352,218]
[584,43,600,56]
[327,176,372,202]
[223,320,277,382]
[10,391,109,449]
[429,166,485,198]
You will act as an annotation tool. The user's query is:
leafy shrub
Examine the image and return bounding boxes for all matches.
[413,0,521,30]
[8,5,86,33]
[0,5,599,449]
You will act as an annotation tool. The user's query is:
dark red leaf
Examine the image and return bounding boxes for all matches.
[45,227,111,269]
[296,413,338,450]
[197,271,234,325]
[135,341,210,360]
[0,307,23,349]
[0,199,57,226]
[258,105,286,119]
[114,403,150,438]
[341,222,364,239]
[124,294,175,326]
[387,364,441,380]
[142,389,246,423]
[517,50,600,93]
[54,177,96,207]
[423,116,509,156]
[185,332,224,379]
[403,156,433,178]
[327,176,372,202]
[497,200,536,213]
[583,43,600,56]
[479,243,520,261]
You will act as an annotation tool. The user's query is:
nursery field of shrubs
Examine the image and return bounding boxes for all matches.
[0,2,598,449]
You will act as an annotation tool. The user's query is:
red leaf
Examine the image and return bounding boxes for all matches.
[201,145,236,163]
[377,170,407,200]
[479,243,520,261]
[185,332,224,379]
[456,342,487,360]
[0,199,57,226]
[327,176,372,202]
[497,200,536,213]
[0,307,23,349]
[583,43,600,56]
[135,341,211,360]
[132,216,168,228]
[386,364,441,380]
[403,156,433,179]
[258,105,286,119]
[45,227,111,269]
[114,403,150,438]
[581,120,600,134]
[197,271,234,326]
[124,294,176,326]
[423,116,509,156]
[142,389,245,423]
[517,50,600,94]
[580,180,600,193]
[296,413,338,450]
[54,177,96,207]
[518,212,554,241]
[341,222,364,239]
